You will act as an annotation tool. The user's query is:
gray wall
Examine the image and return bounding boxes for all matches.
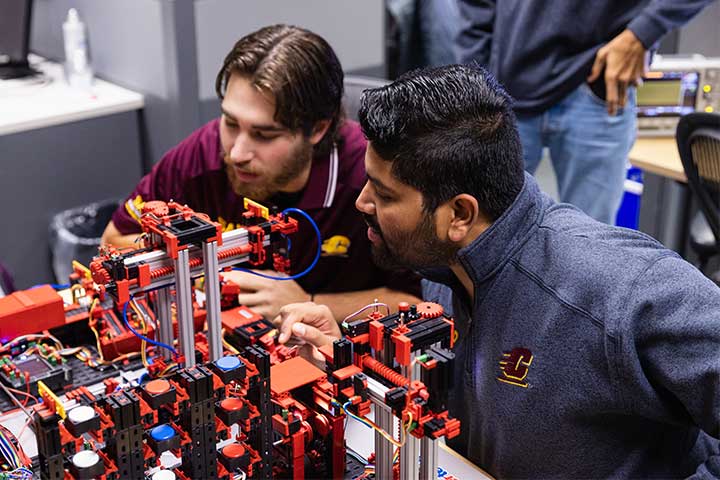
[194,0,385,123]
[11,0,384,287]
[30,0,200,169]
[19,0,198,286]
[30,0,385,163]
[24,0,720,166]
[0,112,143,288]
[677,1,720,57]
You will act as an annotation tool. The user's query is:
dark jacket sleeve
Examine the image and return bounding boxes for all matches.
[455,0,496,65]
[627,0,717,48]
[623,255,720,476]
[0,262,15,296]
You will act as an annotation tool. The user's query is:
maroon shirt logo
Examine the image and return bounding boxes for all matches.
[321,235,351,257]
[497,348,533,388]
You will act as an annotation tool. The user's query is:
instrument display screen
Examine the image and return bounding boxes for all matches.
[637,71,698,117]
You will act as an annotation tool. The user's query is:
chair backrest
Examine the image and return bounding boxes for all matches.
[677,112,720,247]
[343,75,389,122]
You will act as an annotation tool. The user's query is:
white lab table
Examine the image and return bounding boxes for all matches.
[0,56,145,288]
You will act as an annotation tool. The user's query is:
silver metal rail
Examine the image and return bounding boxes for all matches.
[202,240,222,361]
[121,228,270,296]
[174,249,195,367]
[419,437,438,479]
[365,364,440,480]
[155,288,173,361]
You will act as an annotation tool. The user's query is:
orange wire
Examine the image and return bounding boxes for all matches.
[5,387,35,403]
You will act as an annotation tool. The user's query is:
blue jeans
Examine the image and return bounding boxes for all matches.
[517,83,637,224]
[418,0,461,67]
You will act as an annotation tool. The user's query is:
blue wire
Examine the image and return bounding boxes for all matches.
[233,207,321,281]
[29,283,70,290]
[0,434,17,468]
[283,235,292,253]
[342,401,373,429]
[122,296,178,357]
[117,208,317,359]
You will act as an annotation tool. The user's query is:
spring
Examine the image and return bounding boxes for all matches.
[150,266,174,279]
[362,356,409,387]
[218,245,253,260]
[149,257,203,279]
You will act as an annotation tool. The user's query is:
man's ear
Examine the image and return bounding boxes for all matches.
[447,194,480,243]
[308,119,332,145]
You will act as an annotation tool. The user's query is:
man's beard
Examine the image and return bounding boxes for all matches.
[225,140,313,202]
[363,211,459,271]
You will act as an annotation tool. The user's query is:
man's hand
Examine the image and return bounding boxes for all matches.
[588,29,647,116]
[272,302,342,363]
[221,270,310,319]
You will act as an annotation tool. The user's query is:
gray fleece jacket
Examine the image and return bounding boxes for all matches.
[422,174,720,478]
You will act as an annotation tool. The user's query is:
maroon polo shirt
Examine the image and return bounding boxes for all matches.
[111,119,421,297]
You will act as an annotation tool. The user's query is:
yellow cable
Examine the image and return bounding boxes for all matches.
[403,412,413,446]
[221,329,240,354]
[110,352,141,364]
[89,326,106,364]
[130,300,148,368]
[159,363,177,377]
[367,408,413,449]
[334,397,407,448]
[87,299,107,365]
[342,402,405,448]
[70,284,84,304]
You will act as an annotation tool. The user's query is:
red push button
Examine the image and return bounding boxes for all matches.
[220,398,244,412]
[223,443,246,458]
[145,379,171,395]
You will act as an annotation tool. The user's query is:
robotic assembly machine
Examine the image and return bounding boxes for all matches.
[0,199,461,480]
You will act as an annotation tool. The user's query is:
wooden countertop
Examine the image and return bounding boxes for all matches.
[629,137,686,183]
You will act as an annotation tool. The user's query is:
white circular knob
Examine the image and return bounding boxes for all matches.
[152,470,177,480]
[68,405,95,424]
[72,450,100,468]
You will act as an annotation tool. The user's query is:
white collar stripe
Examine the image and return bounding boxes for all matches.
[323,146,338,208]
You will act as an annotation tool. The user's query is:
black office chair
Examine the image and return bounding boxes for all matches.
[676,112,720,282]
[343,75,389,122]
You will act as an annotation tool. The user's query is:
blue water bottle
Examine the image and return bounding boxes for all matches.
[615,165,643,229]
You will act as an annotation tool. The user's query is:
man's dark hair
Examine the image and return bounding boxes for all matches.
[216,24,344,157]
[358,64,524,220]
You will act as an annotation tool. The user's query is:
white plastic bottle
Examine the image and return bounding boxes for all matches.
[62,8,93,90]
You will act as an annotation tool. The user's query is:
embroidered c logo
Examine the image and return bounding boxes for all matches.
[497,348,533,388]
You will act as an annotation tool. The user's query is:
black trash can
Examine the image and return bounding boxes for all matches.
[49,199,120,283]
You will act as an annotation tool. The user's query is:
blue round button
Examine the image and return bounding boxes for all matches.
[216,355,241,371]
[150,424,175,442]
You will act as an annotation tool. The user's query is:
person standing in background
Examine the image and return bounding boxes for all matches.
[456,0,716,224]
[385,0,460,77]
